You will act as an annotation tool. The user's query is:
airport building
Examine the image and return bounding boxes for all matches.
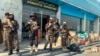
[0,0,100,42]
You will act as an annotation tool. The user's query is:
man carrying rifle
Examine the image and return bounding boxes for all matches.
[26,14,39,53]
[44,18,54,51]
[7,14,19,55]
[2,13,10,51]
[60,22,68,51]
[53,19,60,46]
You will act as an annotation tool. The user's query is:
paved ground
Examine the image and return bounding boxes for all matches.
[0,39,100,56]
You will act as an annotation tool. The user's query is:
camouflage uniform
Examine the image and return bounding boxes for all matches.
[8,19,19,54]
[2,18,10,50]
[53,22,60,45]
[26,19,38,52]
[44,23,54,51]
[60,25,68,51]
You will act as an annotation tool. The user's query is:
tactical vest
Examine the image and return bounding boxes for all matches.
[53,24,59,34]
[61,26,68,36]
[10,20,18,32]
[46,24,54,34]
[53,24,58,31]
[29,20,38,32]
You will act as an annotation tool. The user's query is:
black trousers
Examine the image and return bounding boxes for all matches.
[29,31,38,47]
[44,33,53,50]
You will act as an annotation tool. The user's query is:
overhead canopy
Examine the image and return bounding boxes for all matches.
[44,0,98,21]
[62,0,100,16]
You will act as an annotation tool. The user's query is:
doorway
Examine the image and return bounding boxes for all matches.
[35,13,50,38]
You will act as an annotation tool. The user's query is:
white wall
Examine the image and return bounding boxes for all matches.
[0,0,22,42]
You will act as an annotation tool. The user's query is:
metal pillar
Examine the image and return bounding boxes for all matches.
[56,6,61,24]
[40,11,43,41]
[82,13,86,32]
[97,17,99,33]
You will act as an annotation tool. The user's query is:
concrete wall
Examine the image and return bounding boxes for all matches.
[0,0,22,42]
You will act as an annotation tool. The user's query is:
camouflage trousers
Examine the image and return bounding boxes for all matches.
[29,31,38,47]
[44,33,54,50]
[8,31,19,51]
[61,35,68,47]
[3,30,9,49]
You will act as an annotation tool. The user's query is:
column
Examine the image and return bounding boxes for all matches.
[56,6,61,24]
[97,17,99,33]
[82,13,86,32]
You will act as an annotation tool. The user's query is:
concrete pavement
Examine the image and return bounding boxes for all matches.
[0,39,100,56]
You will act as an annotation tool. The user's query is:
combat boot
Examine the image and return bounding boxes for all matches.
[62,47,65,51]
[64,47,67,51]
[30,46,33,53]
[35,47,38,52]
[8,49,13,55]
[16,49,19,54]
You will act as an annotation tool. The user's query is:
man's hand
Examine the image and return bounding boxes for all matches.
[28,22,31,24]
[48,23,52,26]
[33,26,38,30]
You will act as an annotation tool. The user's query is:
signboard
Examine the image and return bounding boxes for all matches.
[23,0,58,11]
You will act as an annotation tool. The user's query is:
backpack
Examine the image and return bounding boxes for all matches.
[68,43,81,52]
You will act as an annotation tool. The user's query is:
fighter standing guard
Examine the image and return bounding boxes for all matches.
[7,14,19,55]
[44,18,54,51]
[26,14,39,53]
[53,19,60,46]
[60,22,68,51]
[2,13,10,51]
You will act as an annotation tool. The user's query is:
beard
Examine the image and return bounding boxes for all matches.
[63,24,67,26]
[32,18,35,21]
